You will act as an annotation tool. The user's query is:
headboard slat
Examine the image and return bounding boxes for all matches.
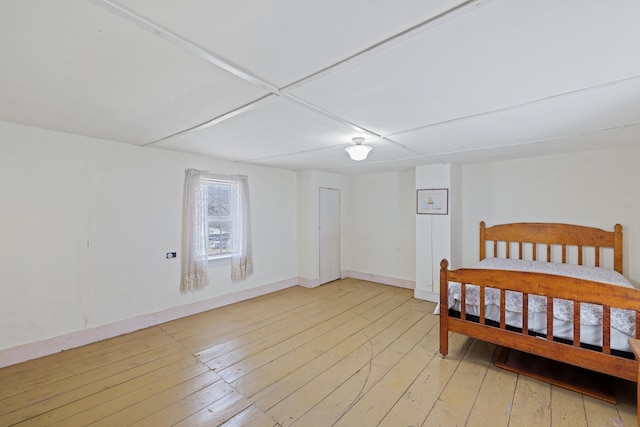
[578,245,583,266]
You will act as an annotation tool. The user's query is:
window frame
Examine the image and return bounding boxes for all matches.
[205,178,235,261]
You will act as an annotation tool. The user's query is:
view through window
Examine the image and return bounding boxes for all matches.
[206,180,233,258]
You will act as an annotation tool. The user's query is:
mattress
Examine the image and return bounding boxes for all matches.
[436,258,637,352]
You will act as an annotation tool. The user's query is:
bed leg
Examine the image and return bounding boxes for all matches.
[440,322,449,358]
[627,338,640,427]
[439,259,450,358]
[439,303,449,357]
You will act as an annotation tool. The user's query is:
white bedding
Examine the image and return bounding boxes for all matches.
[437,258,637,352]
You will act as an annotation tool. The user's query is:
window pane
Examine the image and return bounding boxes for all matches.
[208,220,232,256]
[207,183,230,217]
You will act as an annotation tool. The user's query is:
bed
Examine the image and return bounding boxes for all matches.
[438,221,640,383]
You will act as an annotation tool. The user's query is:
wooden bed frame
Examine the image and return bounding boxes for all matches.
[439,221,640,382]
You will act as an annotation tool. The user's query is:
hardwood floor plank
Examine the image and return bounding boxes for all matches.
[17,349,195,426]
[87,370,223,427]
[508,375,552,426]
[192,282,376,361]
[232,291,412,399]
[549,386,586,427]
[0,327,171,400]
[332,319,440,426]
[0,345,187,426]
[175,284,355,352]
[219,404,279,427]
[465,348,518,427]
[202,286,388,373]
[129,380,244,427]
[583,395,623,426]
[216,288,401,383]
[45,358,214,426]
[251,296,417,411]
[172,389,252,427]
[160,286,312,338]
[271,310,430,425]
[377,332,474,427]
[421,339,496,426]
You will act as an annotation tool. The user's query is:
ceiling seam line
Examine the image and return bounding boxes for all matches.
[386,73,640,138]
[279,93,424,155]
[280,0,497,92]
[142,95,274,146]
[430,121,640,158]
[88,0,282,94]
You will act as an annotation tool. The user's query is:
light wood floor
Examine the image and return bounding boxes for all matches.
[0,279,637,426]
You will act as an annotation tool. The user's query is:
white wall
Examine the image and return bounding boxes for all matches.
[461,146,640,284]
[347,170,416,287]
[0,120,297,355]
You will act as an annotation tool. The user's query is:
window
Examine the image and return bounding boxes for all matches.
[206,180,233,258]
[181,169,253,293]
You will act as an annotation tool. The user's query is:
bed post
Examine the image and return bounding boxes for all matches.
[440,259,449,357]
[479,221,486,261]
[614,223,623,274]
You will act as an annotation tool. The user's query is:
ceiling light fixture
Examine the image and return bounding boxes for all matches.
[345,137,373,161]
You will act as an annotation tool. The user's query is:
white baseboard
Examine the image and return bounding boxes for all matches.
[300,271,415,289]
[343,270,415,289]
[0,277,298,369]
[414,289,440,303]
[297,277,322,288]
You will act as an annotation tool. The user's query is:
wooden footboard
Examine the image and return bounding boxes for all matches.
[439,259,640,381]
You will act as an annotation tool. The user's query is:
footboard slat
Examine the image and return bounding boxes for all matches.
[461,283,467,320]
[499,289,505,329]
[603,306,611,354]
[522,294,529,335]
[546,297,553,341]
[573,302,580,348]
[479,286,485,325]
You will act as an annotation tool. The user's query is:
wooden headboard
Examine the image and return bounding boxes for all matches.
[479,221,623,274]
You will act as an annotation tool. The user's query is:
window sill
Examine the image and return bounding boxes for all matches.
[208,255,232,266]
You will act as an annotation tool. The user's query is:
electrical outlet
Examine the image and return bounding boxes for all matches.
[166,252,177,259]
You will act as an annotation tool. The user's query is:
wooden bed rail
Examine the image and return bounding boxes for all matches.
[439,258,640,381]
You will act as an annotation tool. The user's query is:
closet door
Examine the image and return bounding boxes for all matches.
[319,187,340,285]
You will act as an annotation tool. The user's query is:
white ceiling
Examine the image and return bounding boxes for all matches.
[1,0,639,175]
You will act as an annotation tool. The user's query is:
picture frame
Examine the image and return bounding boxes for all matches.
[417,188,448,215]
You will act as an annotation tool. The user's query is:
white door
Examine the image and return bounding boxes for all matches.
[319,187,341,285]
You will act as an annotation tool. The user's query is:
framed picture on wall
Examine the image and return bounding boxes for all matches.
[417,188,448,215]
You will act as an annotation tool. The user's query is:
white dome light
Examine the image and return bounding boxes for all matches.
[345,137,373,161]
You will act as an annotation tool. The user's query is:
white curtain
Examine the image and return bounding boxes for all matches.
[231,174,253,281]
[180,169,210,292]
